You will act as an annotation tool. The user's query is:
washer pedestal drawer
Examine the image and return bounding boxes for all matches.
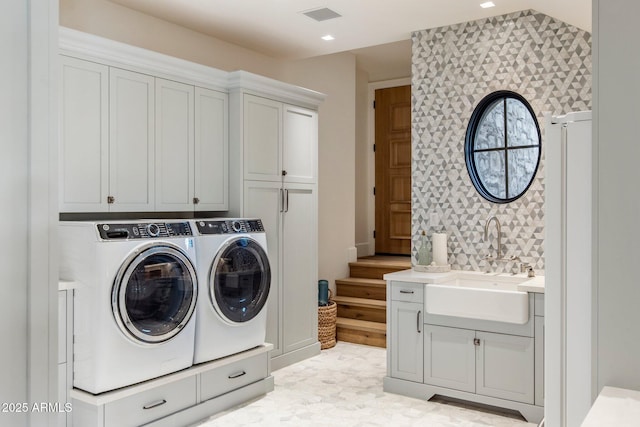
[71,344,274,427]
[201,350,269,401]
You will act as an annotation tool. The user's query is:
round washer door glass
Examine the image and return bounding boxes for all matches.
[113,245,197,344]
[210,237,271,324]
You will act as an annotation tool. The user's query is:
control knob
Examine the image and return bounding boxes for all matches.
[231,220,243,232]
[147,223,160,237]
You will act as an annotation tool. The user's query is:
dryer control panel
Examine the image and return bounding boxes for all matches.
[97,222,193,240]
[195,219,265,235]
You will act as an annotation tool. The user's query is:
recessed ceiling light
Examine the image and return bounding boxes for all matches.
[321,35,335,41]
[480,1,495,8]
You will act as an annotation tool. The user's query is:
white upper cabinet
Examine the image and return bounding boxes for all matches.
[243,95,282,182]
[194,87,228,211]
[243,94,318,184]
[283,105,317,184]
[109,67,155,212]
[59,56,109,213]
[155,78,194,212]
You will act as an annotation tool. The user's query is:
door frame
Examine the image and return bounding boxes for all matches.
[362,78,411,257]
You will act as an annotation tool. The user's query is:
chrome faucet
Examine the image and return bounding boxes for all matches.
[484,216,502,260]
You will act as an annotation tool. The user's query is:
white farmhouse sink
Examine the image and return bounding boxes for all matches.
[425,272,530,324]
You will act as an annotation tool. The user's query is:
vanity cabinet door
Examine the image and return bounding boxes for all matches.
[424,324,475,392]
[390,301,423,382]
[476,331,534,404]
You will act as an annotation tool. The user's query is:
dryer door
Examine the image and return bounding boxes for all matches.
[112,244,197,344]
[210,237,271,324]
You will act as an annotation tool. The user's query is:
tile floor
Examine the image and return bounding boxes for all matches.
[195,342,538,426]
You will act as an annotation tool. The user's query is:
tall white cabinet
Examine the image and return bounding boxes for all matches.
[229,73,324,370]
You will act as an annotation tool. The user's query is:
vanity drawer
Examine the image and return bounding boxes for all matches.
[104,376,196,427]
[391,282,424,303]
[200,351,269,402]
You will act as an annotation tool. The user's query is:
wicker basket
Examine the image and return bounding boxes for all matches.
[318,300,337,350]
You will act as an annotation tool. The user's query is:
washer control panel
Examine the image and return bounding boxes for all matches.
[195,219,265,235]
[97,222,193,240]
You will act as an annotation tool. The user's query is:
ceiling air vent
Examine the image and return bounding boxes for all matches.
[302,7,342,22]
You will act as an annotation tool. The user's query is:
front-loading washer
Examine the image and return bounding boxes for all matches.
[191,218,271,364]
[58,220,198,394]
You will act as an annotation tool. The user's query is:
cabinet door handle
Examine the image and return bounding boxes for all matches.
[280,188,284,213]
[417,310,422,333]
[400,290,414,294]
[107,196,115,204]
[474,338,481,346]
[228,370,247,379]
[193,197,200,204]
[285,189,289,212]
[143,399,167,410]
[282,170,287,176]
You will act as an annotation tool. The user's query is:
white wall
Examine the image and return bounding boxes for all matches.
[281,53,357,289]
[355,68,371,256]
[60,0,284,78]
[0,6,29,426]
[593,0,640,393]
[1,1,58,426]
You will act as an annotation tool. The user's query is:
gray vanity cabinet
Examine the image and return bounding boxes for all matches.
[476,331,534,403]
[424,325,475,392]
[385,279,544,423]
[424,325,534,403]
[389,282,424,382]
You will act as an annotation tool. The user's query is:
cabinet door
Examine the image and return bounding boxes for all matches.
[282,184,317,353]
[59,56,109,212]
[243,94,282,182]
[243,181,283,356]
[194,87,228,211]
[535,316,544,406]
[390,301,423,382]
[155,78,194,211]
[109,68,155,211]
[283,105,317,184]
[424,325,475,393]
[476,331,534,404]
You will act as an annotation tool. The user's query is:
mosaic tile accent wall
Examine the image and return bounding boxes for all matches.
[412,10,591,273]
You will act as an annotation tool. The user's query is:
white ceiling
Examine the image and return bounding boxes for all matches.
[109,0,591,61]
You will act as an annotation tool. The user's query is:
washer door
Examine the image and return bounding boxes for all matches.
[210,237,271,324]
[112,244,197,344]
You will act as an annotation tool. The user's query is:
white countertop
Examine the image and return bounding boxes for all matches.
[383,269,545,293]
[582,386,640,426]
[58,280,79,291]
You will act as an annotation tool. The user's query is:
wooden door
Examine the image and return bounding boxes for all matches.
[375,85,411,254]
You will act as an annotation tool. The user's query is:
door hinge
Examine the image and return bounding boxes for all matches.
[373,100,376,109]
[373,230,376,239]
[373,144,376,152]
[373,187,376,196]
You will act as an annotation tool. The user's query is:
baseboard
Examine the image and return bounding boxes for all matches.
[271,342,321,371]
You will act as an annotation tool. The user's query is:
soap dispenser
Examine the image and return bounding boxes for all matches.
[417,230,432,266]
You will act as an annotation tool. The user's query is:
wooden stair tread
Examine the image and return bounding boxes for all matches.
[349,260,410,269]
[332,296,386,309]
[335,277,386,286]
[336,317,387,333]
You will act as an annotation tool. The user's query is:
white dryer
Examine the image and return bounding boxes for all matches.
[58,220,198,394]
[191,218,271,364]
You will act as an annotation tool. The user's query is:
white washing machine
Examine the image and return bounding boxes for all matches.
[191,218,271,364]
[58,220,198,394]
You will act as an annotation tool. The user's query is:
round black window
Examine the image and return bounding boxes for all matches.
[210,237,271,324]
[465,90,541,203]
[113,245,197,344]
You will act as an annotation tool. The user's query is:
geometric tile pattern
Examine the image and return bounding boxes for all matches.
[411,10,591,273]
